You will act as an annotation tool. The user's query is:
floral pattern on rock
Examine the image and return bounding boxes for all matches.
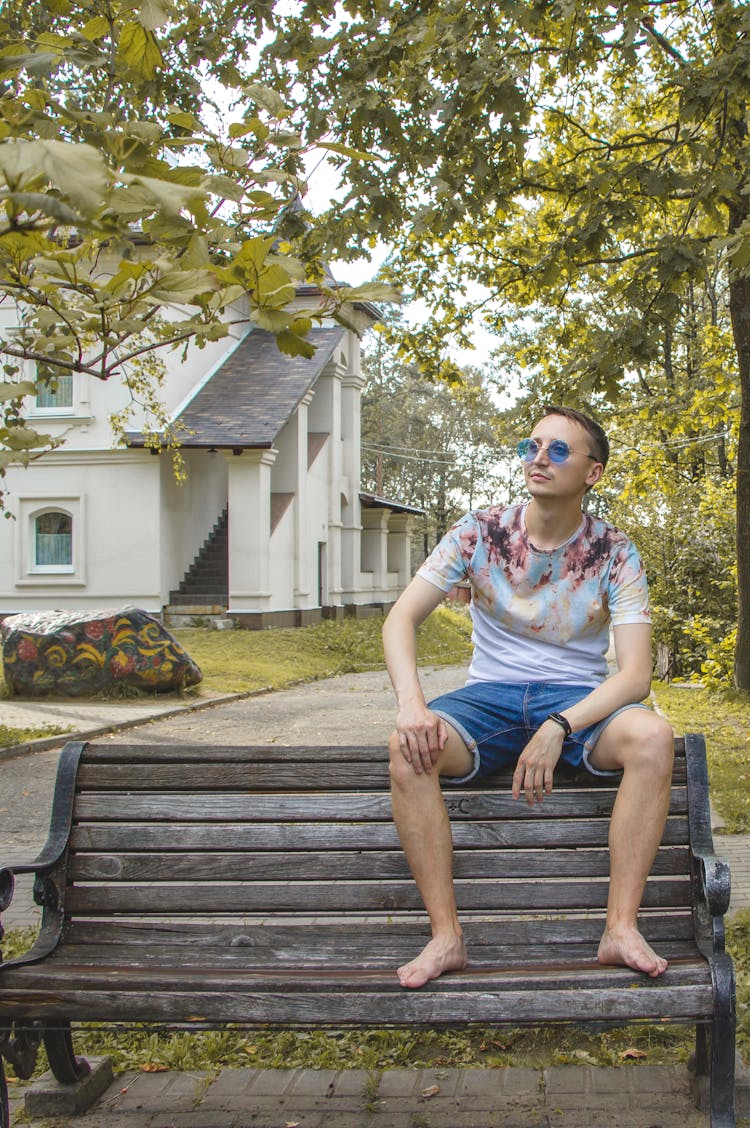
[1,608,202,697]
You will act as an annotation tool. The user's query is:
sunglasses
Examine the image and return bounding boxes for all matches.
[517,438,598,464]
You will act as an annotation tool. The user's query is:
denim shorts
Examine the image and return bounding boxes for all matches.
[428,681,648,783]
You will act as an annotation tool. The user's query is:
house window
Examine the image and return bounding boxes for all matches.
[36,372,73,411]
[16,496,85,585]
[34,511,73,570]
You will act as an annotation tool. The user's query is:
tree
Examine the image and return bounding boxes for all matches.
[361,324,510,562]
[259,1,750,689]
[0,0,394,495]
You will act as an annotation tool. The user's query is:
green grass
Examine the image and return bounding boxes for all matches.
[651,683,750,832]
[172,605,473,696]
[0,723,73,748]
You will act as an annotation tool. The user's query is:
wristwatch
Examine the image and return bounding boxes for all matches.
[547,712,572,737]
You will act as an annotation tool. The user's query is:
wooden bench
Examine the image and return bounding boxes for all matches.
[0,734,737,1126]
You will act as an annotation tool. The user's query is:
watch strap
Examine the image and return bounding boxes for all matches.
[547,711,572,737]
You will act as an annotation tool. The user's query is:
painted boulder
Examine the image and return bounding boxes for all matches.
[1,608,202,697]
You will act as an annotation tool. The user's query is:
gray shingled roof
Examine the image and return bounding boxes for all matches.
[128,327,346,449]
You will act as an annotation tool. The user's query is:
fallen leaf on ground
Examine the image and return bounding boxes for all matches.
[421,1084,441,1098]
[570,1050,598,1065]
[140,1063,169,1072]
[621,1047,647,1060]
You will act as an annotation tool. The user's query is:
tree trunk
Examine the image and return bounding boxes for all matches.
[728,266,750,690]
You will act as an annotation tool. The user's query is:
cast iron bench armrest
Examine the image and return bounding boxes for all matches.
[691,848,732,921]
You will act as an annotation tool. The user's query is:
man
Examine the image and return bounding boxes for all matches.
[383,405,674,990]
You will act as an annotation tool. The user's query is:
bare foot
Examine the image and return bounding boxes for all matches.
[597,926,668,978]
[396,935,468,989]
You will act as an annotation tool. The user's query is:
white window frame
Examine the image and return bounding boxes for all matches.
[32,508,74,572]
[16,495,86,586]
[26,364,91,422]
[34,370,74,414]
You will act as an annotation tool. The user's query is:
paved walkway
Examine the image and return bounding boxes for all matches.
[1,667,748,1126]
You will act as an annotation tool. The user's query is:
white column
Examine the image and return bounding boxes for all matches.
[225,448,277,611]
[387,512,415,592]
[360,508,390,597]
[340,370,364,601]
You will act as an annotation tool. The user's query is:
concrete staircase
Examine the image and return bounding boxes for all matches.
[163,508,231,628]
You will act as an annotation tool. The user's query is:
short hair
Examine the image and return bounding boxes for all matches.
[541,404,609,468]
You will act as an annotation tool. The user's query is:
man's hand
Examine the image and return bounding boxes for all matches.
[512,722,566,805]
[396,701,448,775]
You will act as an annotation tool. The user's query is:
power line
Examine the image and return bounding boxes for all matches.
[361,443,457,466]
[611,429,732,453]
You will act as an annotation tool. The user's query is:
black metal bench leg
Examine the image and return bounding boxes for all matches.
[709,952,736,1127]
[43,1023,91,1085]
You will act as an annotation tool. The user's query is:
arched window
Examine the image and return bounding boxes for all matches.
[35,511,73,567]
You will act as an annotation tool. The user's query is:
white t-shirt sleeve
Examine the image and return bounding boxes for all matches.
[416,513,477,593]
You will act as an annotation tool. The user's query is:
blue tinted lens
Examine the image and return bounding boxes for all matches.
[548,440,571,463]
[517,438,572,463]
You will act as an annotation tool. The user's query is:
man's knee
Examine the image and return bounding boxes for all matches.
[593,709,674,776]
[620,712,674,777]
[388,730,421,789]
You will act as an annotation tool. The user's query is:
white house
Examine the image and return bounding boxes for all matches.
[0,292,422,628]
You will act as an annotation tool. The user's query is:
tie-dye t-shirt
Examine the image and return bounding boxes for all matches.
[417,503,650,686]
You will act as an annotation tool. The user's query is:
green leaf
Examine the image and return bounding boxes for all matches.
[276,329,316,358]
[168,110,203,133]
[80,16,110,41]
[148,267,220,303]
[334,282,402,305]
[117,22,163,78]
[317,140,378,162]
[119,172,205,216]
[5,192,79,224]
[137,0,172,31]
[0,139,109,214]
[243,83,291,120]
[0,381,37,402]
[250,307,293,332]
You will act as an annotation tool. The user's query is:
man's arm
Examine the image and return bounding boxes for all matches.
[511,622,653,805]
[382,575,450,774]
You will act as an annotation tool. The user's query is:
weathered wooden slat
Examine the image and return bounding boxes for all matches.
[79,741,687,781]
[74,758,689,791]
[69,845,691,884]
[64,877,691,916]
[60,913,698,953]
[72,787,689,822]
[0,980,714,1026]
[76,762,392,791]
[45,937,704,970]
[82,744,388,764]
[2,958,710,994]
[69,815,691,853]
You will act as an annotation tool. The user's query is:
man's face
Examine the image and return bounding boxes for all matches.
[522,414,604,500]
